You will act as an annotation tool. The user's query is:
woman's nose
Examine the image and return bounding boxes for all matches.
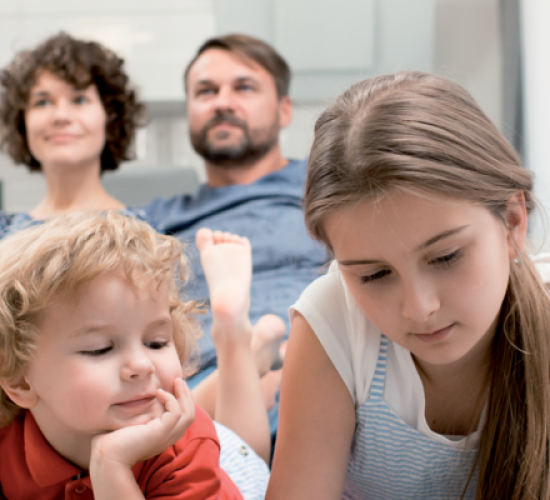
[51,99,72,122]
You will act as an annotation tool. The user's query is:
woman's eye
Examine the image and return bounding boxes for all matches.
[80,346,112,357]
[74,95,89,104]
[147,341,169,350]
[360,269,391,284]
[31,98,50,108]
[431,250,462,267]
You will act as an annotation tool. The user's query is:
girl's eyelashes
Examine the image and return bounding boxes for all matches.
[430,249,463,267]
[360,269,391,284]
[358,250,463,285]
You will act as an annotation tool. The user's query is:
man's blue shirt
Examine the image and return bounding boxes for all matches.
[140,159,328,371]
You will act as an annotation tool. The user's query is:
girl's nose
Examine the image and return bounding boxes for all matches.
[120,350,155,381]
[400,279,440,323]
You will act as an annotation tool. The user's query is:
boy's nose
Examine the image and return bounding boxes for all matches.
[120,352,155,381]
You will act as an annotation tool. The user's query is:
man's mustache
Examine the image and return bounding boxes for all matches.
[205,112,248,131]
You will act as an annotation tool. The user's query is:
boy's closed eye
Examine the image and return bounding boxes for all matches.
[80,346,112,356]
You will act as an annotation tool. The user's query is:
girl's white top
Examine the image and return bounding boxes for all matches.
[290,253,550,449]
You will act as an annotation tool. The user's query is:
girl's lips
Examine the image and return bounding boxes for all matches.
[413,324,454,343]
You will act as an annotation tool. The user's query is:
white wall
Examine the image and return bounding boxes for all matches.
[0,0,503,212]
[521,0,550,247]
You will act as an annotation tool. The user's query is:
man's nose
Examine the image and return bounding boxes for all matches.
[213,86,236,111]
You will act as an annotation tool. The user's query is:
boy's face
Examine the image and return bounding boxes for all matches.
[22,268,183,448]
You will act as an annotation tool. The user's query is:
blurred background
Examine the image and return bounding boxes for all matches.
[0,0,548,239]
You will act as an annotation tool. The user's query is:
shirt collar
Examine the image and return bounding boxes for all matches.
[24,411,90,488]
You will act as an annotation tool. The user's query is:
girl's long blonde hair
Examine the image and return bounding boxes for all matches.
[304,71,550,499]
[0,212,202,427]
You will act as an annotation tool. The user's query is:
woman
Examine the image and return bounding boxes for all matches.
[0,32,271,499]
[0,31,143,235]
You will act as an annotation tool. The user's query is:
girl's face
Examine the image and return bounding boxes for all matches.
[24,71,107,171]
[326,190,526,371]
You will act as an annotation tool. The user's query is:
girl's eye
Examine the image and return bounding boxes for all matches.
[73,95,88,104]
[146,341,169,350]
[80,346,112,357]
[431,249,462,267]
[360,269,391,284]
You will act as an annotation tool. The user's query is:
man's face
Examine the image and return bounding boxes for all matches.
[186,48,291,167]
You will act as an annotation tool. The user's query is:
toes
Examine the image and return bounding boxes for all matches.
[210,230,248,246]
[196,227,214,251]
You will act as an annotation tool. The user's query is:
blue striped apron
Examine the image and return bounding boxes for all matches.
[343,335,478,499]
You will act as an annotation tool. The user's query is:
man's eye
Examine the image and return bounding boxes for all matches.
[197,88,215,96]
[360,269,391,284]
[80,346,112,356]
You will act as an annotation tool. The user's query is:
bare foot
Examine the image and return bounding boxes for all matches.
[261,369,282,411]
[251,315,286,377]
[196,228,252,347]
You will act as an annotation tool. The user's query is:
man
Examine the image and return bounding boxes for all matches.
[142,35,328,421]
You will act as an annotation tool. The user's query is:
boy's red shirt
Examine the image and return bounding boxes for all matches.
[0,405,243,500]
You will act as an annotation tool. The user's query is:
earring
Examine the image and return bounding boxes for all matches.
[513,258,520,266]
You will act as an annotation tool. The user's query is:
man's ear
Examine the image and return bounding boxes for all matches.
[278,95,292,129]
[504,191,528,259]
[0,376,39,409]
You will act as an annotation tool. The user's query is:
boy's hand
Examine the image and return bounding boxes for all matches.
[91,378,195,468]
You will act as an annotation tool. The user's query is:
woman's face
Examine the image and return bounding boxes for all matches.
[325,190,526,372]
[24,71,107,172]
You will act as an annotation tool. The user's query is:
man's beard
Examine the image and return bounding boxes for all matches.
[190,111,279,168]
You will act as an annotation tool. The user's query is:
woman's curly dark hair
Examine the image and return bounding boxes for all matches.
[0,32,145,172]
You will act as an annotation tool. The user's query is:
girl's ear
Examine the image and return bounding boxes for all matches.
[0,376,39,409]
[504,191,528,259]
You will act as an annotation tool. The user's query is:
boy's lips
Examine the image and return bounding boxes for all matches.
[114,394,156,409]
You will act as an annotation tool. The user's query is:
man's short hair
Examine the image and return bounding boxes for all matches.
[184,34,291,99]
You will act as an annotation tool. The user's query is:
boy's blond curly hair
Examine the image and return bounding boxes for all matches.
[0,212,202,426]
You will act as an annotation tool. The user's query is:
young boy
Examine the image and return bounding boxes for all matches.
[0,212,245,499]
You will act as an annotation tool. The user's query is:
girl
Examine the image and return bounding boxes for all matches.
[266,71,550,499]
